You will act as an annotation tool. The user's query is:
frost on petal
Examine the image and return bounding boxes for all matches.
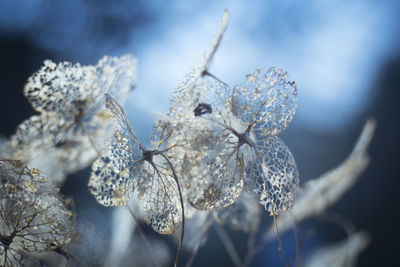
[246,135,299,215]
[264,120,375,239]
[88,131,138,207]
[104,94,142,147]
[214,188,261,233]
[137,154,182,234]
[0,160,74,266]
[304,231,370,267]
[233,68,297,137]
[204,9,229,72]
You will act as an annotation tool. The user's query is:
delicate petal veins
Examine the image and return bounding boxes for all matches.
[246,136,299,215]
[137,155,182,234]
[233,68,297,136]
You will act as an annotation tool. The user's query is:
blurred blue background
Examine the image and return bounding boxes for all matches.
[0,0,399,266]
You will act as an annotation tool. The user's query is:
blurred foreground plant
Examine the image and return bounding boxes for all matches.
[0,160,74,266]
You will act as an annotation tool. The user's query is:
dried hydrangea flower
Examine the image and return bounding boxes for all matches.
[10,55,137,184]
[161,7,298,214]
[88,95,185,266]
[159,10,248,211]
[89,94,184,234]
[166,67,299,215]
[0,160,74,266]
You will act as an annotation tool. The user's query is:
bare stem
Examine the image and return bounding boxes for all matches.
[162,154,185,267]
[273,214,286,267]
[286,214,302,267]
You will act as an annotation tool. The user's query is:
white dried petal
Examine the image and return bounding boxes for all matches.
[246,135,299,215]
[232,68,297,137]
[137,155,182,234]
[88,131,137,207]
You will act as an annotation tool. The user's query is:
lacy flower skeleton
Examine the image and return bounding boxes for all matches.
[88,95,185,265]
[165,67,299,215]
[156,9,299,216]
[89,95,184,234]
[8,55,137,185]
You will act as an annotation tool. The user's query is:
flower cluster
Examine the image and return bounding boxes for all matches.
[88,11,299,246]
[5,55,137,184]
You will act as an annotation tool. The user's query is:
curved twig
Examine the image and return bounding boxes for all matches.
[161,154,185,267]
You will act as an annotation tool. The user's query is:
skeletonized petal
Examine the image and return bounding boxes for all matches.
[24,60,95,114]
[89,131,139,207]
[137,155,182,234]
[245,135,299,215]
[233,68,297,136]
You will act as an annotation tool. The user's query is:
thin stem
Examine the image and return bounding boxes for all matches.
[273,214,286,267]
[55,247,89,267]
[213,223,244,267]
[126,206,161,267]
[162,154,185,267]
[286,214,302,267]
[202,70,228,87]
